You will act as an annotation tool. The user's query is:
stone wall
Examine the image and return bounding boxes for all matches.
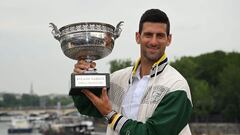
[190,123,240,135]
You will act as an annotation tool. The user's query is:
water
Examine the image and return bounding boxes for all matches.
[0,122,9,135]
[0,121,106,135]
[0,122,42,135]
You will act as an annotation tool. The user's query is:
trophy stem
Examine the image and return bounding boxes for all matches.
[85,58,92,63]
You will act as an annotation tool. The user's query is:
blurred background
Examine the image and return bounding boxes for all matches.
[0,0,239,135]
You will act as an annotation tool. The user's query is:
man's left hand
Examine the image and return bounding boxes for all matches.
[82,87,112,116]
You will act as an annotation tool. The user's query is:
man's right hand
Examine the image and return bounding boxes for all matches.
[73,60,96,74]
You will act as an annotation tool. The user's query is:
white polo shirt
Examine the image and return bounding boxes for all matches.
[121,65,150,120]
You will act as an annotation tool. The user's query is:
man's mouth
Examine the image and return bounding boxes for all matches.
[147,46,159,52]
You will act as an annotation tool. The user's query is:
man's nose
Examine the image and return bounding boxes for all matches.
[149,36,158,46]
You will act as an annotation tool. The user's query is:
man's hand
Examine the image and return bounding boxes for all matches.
[82,87,112,116]
[73,60,96,74]
[73,60,111,115]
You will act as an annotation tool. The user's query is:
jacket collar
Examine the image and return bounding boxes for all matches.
[131,53,168,80]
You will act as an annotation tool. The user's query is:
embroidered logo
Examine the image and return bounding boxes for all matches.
[143,85,169,104]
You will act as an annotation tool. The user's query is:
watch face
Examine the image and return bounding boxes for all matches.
[104,116,110,120]
[105,111,117,123]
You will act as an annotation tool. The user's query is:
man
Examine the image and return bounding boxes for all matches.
[73,9,192,135]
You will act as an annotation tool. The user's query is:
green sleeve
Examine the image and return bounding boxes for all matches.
[120,90,192,135]
[72,91,103,118]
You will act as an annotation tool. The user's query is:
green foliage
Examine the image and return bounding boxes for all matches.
[171,56,197,78]
[60,96,73,105]
[21,94,40,107]
[109,59,132,73]
[0,93,72,108]
[195,51,226,86]
[216,64,240,121]
[191,79,214,121]
[171,50,240,122]
[2,94,19,107]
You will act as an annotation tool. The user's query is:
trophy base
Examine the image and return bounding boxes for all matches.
[69,73,110,96]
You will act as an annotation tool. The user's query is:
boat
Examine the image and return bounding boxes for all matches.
[42,112,95,135]
[8,116,33,134]
[0,112,22,122]
[27,112,50,130]
[0,112,12,122]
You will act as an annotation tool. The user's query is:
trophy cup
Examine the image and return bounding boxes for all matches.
[50,21,123,96]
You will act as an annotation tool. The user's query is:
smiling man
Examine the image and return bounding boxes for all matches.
[73,9,193,135]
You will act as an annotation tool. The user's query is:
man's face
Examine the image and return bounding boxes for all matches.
[136,22,171,62]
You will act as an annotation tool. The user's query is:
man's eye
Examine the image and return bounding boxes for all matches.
[144,33,152,37]
[157,33,166,38]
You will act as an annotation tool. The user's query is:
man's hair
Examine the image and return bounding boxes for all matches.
[139,9,170,35]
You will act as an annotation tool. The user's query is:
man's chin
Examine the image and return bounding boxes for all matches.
[146,55,162,62]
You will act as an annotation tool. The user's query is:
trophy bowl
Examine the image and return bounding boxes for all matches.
[50,21,123,61]
[50,21,123,95]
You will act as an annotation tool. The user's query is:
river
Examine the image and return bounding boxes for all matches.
[0,122,9,135]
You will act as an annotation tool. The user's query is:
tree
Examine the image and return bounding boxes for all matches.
[21,94,40,107]
[3,94,19,107]
[195,51,226,86]
[190,79,214,122]
[170,56,197,78]
[109,59,132,73]
[171,50,240,122]
[215,64,240,121]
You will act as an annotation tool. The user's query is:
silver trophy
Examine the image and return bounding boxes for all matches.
[50,21,123,95]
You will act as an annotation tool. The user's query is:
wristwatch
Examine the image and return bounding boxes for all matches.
[104,110,117,124]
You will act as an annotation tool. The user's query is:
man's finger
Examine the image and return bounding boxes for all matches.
[75,63,90,70]
[90,62,96,68]
[73,68,85,74]
[101,87,108,101]
[82,89,99,104]
[78,60,87,64]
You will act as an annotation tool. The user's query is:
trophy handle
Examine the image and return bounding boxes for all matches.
[113,21,124,39]
[49,23,61,40]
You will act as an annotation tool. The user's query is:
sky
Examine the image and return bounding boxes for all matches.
[0,0,239,95]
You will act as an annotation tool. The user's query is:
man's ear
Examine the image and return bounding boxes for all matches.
[135,32,141,44]
[166,34,172,46]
